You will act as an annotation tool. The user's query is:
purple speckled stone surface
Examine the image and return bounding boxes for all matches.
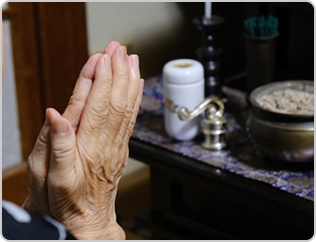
[132,75,314,201]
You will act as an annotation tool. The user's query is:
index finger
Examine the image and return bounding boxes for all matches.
[62,52,102,131]
[103,40,121,56]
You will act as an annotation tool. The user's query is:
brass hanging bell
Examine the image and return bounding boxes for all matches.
[178,96,227,150]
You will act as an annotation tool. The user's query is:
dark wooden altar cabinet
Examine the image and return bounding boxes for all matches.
[128,76,314,240]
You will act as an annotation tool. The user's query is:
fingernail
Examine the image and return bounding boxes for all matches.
[52,118,68,135]
[119,46,127,59]
[138,79,144,95]
[46,108,59,125]
[130,55,139,70]
[46,109,53,125]
[140,78,144,89]
[103,54,110,68]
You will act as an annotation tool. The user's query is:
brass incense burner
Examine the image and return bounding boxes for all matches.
[247,80,314,162]
[178,96,227,150]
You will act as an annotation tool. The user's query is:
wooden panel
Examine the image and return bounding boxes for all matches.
[3,2,88,205]
[2,8,13,20]
[8,3,88,159]
[36,2,88,113]
[9,2,45,160]
[2,163,28,206]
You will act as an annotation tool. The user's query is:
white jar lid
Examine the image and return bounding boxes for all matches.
[163,59,204,84]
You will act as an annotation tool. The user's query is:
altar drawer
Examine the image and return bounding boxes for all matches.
[150,167,313,240]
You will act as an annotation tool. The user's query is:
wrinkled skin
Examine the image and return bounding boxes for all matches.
[22,40,143,240]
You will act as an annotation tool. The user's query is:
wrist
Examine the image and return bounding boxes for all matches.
[72,221,125,240]
[64,211,125,240]
[21,194,34,211]
[22,193,54,218]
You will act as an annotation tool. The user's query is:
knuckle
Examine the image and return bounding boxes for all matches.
[122,117,130,127]
[89,101,109,118]
[125,129,133,140]
[82,104,109,133]
[129,118,136,130]
[52,144,74,161]
[26,154,45,179]
[37,133,48,147]
[68,94,86,108]
[125,102,134,118]
[67,95,77,107]
[117,69,129,79]
[103,71,113,81]
[26,156,35,174]
[110,100,126,117]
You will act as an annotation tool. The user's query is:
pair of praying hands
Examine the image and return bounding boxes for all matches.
[22,41,143,240]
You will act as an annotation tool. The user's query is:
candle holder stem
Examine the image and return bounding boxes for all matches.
[193,16,225,97]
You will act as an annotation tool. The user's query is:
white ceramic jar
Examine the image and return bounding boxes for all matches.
[163,59,205,141]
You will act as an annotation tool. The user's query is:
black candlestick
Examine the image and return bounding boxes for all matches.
[193,16,225,97]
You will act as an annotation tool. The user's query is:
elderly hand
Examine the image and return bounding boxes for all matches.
[23,40,143,240]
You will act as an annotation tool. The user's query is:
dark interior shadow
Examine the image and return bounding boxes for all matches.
[261,156,314,172]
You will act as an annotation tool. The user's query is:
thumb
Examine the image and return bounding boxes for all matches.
[25,108,59,216]
[29,108,59,163]
[48,113,77,186]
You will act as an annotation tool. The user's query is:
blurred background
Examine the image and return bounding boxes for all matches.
[2,2,314,239]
